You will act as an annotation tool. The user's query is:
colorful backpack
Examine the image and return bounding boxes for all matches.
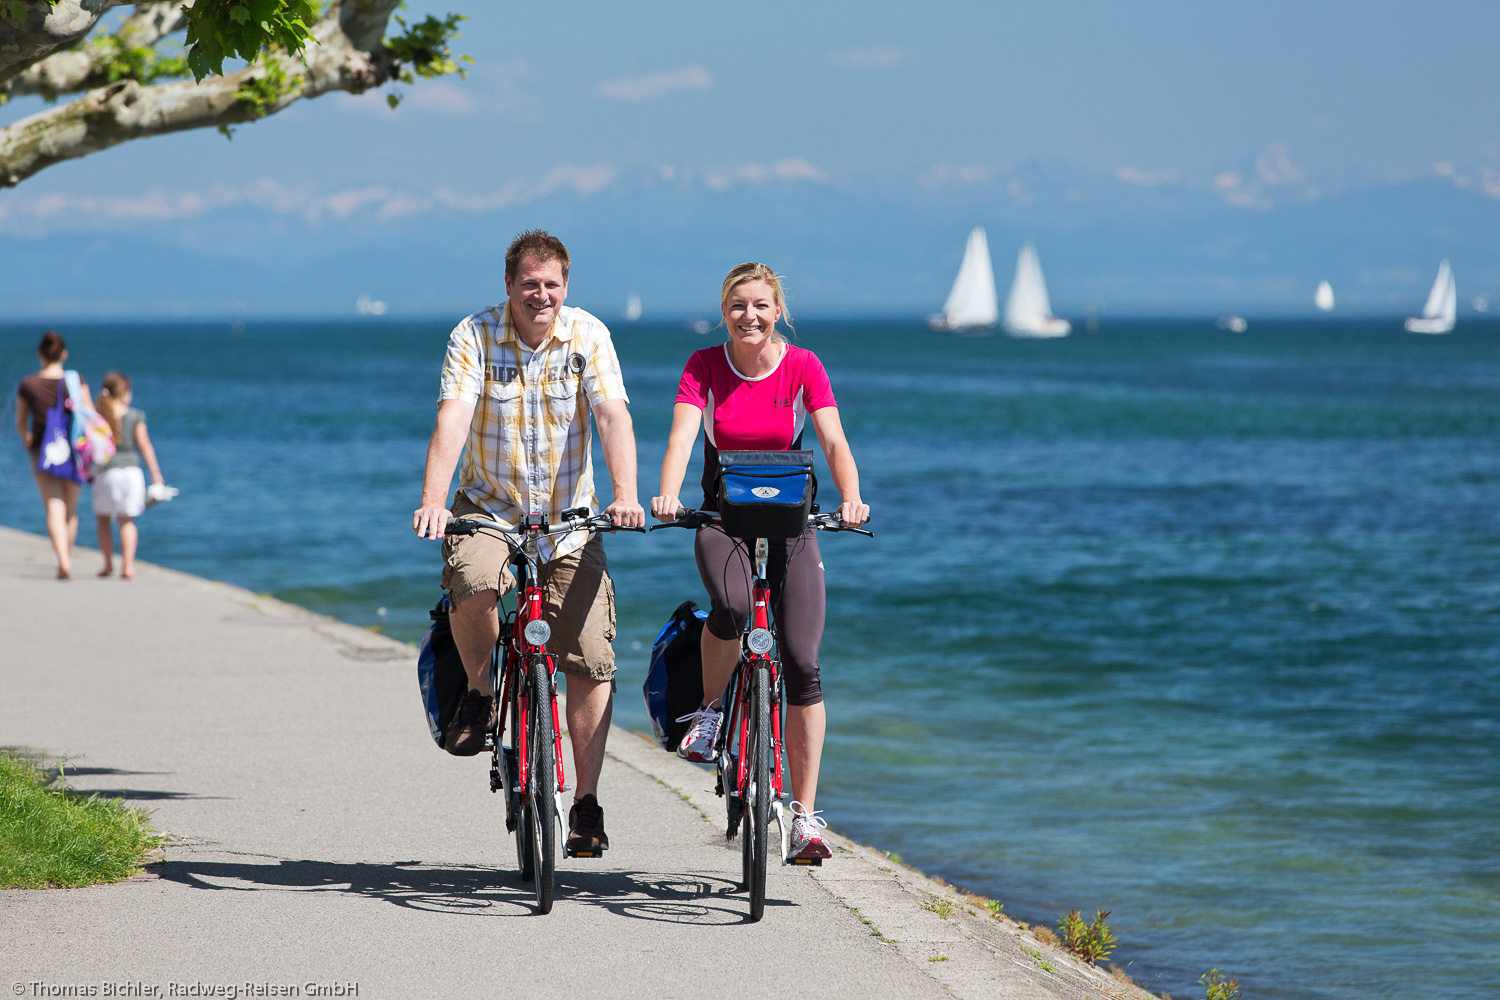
[63,371,116,480]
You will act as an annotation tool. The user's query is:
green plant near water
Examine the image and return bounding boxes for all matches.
[0,750,162,889]
[1200,969,1242,1000]
[1059,907,1118,964]
[920,894,953,919]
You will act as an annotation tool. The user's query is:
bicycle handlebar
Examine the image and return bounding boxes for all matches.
[444,510,646,538]
[649,509,873,537]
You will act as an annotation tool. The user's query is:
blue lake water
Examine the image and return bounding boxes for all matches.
[4,318,1498,999]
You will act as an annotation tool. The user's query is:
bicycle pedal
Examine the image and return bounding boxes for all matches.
[787,857,823,867]
[564,846,607,859]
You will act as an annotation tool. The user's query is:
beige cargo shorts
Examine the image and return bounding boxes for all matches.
[441,492,617,681]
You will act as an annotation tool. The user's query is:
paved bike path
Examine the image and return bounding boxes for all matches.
[0,527,1141,1000]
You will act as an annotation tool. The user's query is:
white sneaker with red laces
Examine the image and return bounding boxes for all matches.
[675,704,722,763]
[789,801,832,859]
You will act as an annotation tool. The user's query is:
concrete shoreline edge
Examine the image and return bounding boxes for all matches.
[1,525,1153,1000]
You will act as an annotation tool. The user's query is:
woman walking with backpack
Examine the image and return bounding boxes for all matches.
[93,372,165,579]
[14,331,94,579]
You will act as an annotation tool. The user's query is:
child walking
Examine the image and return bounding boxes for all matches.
[93,372,165,579]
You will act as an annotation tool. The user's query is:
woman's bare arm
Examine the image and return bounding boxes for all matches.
[134,420,163,485]
[651,402,704,521]
[811,407,870,526]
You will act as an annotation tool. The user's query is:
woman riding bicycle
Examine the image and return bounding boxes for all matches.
[651,262,870,861]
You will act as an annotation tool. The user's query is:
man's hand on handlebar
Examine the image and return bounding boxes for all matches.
[413,501,452,540]
[604,497,646,530]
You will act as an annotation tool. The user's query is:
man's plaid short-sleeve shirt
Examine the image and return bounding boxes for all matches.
[439,303,628,562]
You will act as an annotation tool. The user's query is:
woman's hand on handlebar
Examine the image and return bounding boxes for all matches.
[413,501,453,540]
[838,499,871,527]
[650,495,683,522]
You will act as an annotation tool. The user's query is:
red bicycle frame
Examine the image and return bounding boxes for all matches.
[498,540,566,800]
[731,576,785,801]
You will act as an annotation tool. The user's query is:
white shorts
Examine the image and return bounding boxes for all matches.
[93,466,146,518]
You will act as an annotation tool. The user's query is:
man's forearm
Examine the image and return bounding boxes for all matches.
[595,405,639,503]
[421,401,474,507]
[421,431,463,506]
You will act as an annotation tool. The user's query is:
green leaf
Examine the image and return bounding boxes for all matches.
[181,0,319,81]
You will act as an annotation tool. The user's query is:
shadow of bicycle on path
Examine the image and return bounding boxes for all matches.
[160,858,788,924]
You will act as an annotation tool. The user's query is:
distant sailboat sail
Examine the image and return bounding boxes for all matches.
[624,293,642,321]
[1004,244,1070,338]
[1315,281,1334,312]
[929,227,998,331]
[1405,260,1456,335]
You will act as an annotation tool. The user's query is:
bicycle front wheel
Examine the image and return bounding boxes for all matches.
[526,654,558,914]
[743,663,771,921]
[507,662,533,882]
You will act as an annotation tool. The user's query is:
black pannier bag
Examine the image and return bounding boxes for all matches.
[714,450,817,539]
[416,595,472,749]
[642,600,709,750]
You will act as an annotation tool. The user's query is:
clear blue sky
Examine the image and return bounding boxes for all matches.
[3,0,1498,316]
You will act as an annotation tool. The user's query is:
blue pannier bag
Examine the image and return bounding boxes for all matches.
[643,600,709,751]
[715,449,817,539]
[417,595,471,749]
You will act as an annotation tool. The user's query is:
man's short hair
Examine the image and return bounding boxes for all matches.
[505,230,571,282]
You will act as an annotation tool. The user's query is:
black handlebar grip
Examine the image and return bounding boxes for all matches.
[443,520,480,536]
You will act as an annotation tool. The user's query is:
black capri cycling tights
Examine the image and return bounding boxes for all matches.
[694,523,825,707]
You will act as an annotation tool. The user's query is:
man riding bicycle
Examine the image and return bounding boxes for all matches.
[413,230,646,856]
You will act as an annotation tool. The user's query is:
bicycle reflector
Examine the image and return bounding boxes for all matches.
[524,619,552,646]
[746,627,774,655]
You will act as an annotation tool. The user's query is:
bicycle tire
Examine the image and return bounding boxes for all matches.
[745,663,771,921]
[526,654,558,914]
[508,663,533,882]
[724,669,743,844]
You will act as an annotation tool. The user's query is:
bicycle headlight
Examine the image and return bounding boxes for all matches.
[523,619,552,646]
[746,627,774,655]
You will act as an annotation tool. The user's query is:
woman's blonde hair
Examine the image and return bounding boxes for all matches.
[98,371,131,446]
[720,262,793,342]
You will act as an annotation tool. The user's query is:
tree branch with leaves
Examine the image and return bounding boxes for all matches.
[0,0,469,187]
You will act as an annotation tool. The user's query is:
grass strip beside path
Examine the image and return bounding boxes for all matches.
[0,749,163,889]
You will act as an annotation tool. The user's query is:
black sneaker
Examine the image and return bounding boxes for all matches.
[567,794,609,854]
[443,690,496,756]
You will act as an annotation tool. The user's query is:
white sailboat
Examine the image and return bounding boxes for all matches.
[1315,281,1334,312]
[1003,243,1071,338]
[928,227,999,332]
[624,293,642,321]
[1405,260,1456,334]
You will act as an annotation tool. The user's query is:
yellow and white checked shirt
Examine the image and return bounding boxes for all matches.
[440,303,628,562]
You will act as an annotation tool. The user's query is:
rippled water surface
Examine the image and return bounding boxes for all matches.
[4,319,1498,998]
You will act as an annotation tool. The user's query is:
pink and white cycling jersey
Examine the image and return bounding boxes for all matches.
[675,343,837,507]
